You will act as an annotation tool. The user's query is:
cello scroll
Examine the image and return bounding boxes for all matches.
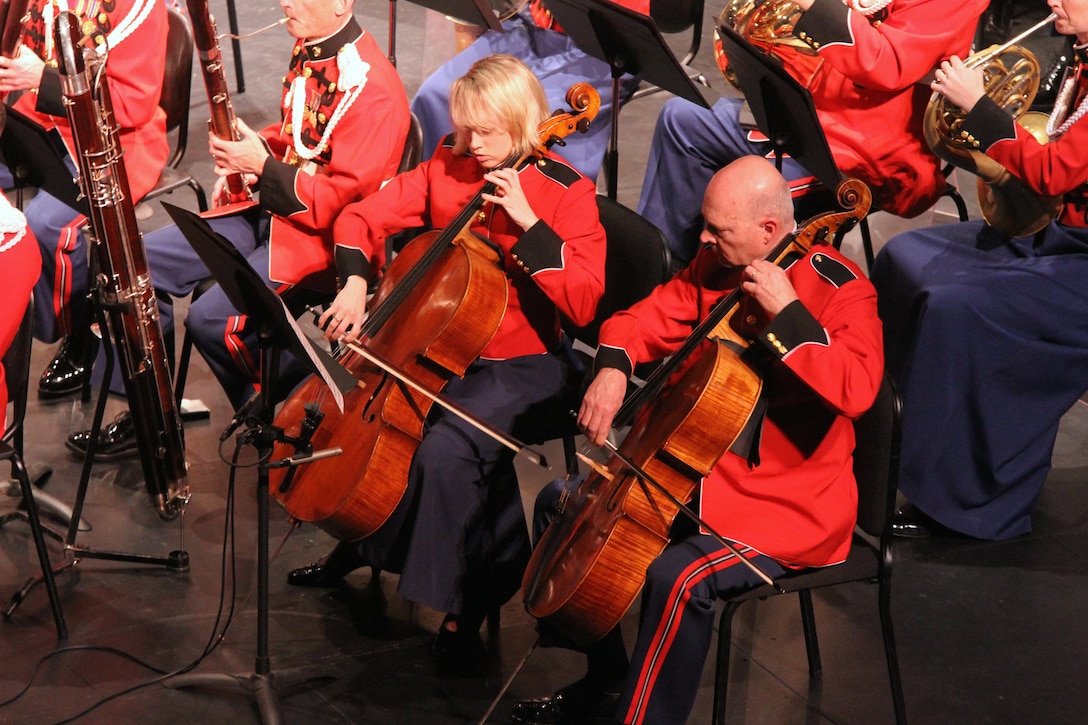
[534,83,601,155]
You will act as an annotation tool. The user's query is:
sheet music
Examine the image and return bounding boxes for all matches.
[279,295,346,414]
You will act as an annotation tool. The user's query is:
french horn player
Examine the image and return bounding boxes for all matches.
[872,0,1088,542]
[637,0,988,269]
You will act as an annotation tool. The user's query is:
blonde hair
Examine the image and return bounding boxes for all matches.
[449,54,549,159]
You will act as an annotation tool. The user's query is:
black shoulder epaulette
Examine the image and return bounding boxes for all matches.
[809,251,857,288]
[441,133,456,149]
[534,156,581,189]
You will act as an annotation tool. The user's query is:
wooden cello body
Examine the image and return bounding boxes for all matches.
[269,231,507,540]
[523,179,872,646]
[523,340,762,646]
[268,84,601,541]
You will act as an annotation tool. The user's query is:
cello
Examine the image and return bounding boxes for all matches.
[268,85,601,542]
[522,179,871,646]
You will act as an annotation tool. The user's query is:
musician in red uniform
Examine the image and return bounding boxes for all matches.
[0,196,41,431]
[287,53,606,669]
[512,156,883,724]
[0,0,168,398]
[638,0,989,267]
[66,0,410,457]
[873,0,1088,540]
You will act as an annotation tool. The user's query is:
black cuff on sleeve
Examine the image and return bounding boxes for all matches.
[35,66,66,117]
[964,96,1018,151]
[259,157,306,216]
[335,245,374,284]
[510,220,565,275]
[753,300,827,360]
[793,0,854,51]
[593,344,633,379]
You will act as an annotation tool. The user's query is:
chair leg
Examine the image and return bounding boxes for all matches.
[859,217,875,273]
[945,187,969,223]
[798,590,823,679]
[879,575,909,725]
[187,178,209,213]
[11,457,67,638]
[713,601,742,725]
[174,328,194,410]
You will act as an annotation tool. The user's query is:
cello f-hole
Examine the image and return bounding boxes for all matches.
[605,476,624,512]
[361,373,391,421]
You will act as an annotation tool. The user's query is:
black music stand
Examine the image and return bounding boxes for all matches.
[388,0,502,66]
[159,202,354,725]
[541,0,713,198]
[715,22,842,191]
[0,104,87,215]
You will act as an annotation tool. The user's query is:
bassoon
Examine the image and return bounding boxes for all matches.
[185,0,256,215]
[0,0,30,58]
[54,9,188,520]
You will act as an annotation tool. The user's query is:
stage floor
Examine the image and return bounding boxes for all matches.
[3,3,1087,723]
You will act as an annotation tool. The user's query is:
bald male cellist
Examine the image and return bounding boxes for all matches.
[513,155,884,725]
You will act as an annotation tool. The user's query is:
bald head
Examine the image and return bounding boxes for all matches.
[707,157,795,226]
[699,156,795,268]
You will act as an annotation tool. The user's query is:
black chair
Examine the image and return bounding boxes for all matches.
[0,296,67,638]
[401,111,425,176]
[384,111,426,259]
[558,195,672,474]
[563,195,672,352]
[140,6,209,214]
[712,374,907,725]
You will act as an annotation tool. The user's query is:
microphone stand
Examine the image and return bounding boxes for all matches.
[165,324,339,724]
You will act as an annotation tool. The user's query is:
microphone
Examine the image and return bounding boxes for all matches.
[266,446,343,469]
[219,390,262,442]
[293,402,325,454]
[271,403,330,488]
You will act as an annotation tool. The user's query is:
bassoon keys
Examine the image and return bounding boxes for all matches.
[186,0,257,215]
[54,10,188,520]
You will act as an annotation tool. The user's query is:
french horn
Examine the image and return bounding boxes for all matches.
[923,13,1062,237]
[715,0,812,89]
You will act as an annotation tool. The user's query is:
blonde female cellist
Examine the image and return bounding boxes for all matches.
[288,53,607,669]
[512,156,884,724]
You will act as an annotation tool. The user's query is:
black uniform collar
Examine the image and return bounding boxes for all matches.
[302,15,361,62]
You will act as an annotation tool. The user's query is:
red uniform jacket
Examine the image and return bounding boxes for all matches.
[15,0,168,200]
[334,138,606,360]
[782,0,988,218]
[0,203,41,429]
[259,17,409,290]
[963,52,1088,228]
[596,244,883,567]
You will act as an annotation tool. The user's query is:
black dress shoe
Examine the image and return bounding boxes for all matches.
[430,621,489,677]
[65,411,139,461]
[38,333,91,399]
[510,677,623,724]
[892,502,940,538]
[286,541,368,587]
